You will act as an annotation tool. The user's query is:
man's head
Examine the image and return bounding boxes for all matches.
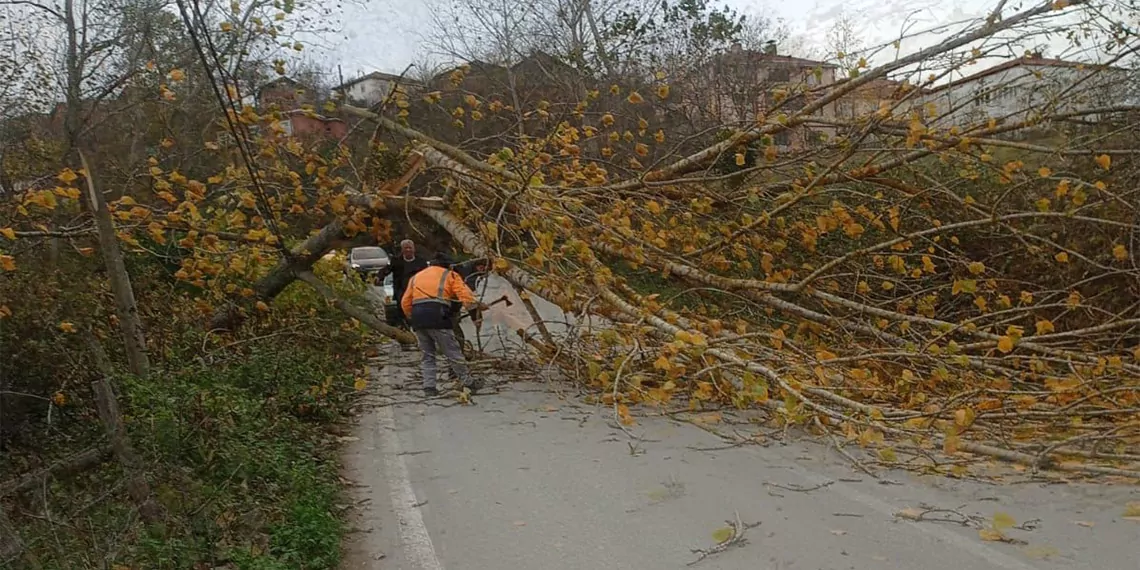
[428,252,454,267]
[400,239,415,260]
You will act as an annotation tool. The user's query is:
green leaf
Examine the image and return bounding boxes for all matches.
[712,526,734,543]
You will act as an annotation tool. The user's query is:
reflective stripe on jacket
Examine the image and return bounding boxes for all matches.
[401,265,477,329]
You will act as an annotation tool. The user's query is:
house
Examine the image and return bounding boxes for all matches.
[254,77,346,140]
[833,78,918,120]
[255,77,315,110]
[921,53,1135,129]
[679,42,839,150]
[332,71,422,107]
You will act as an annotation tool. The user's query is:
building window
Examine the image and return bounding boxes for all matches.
[769,67,791,83]
[276,119,293,136]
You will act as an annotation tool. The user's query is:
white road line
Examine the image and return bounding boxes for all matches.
[373,344,444,570]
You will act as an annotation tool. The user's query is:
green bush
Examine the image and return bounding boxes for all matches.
[8,336,359,570]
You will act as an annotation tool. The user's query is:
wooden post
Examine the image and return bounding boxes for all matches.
[92,378,163,524]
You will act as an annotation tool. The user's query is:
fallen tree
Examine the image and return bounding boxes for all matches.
[328,2,1140,479]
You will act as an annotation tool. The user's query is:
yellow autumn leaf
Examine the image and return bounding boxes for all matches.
[354,377,367,391]
[58,169,78,184]
[1037,166,1051,177]
[220,21,234,32]
[1094,154,1111,170]
[0,255,15,271]
[711,526,734,543]
[1054,251,1069,263]
[617,403,635,425]
[256,301,270,312]
[992,512,1016,530]
[967,261,985,275]
[0,227,15,240]
[53,391,67,406]
[58,321,77,333]
[997,336,1015,353]
[1035,320,1055,336]
[978,528,1005,542]
[1112,244,1128,261]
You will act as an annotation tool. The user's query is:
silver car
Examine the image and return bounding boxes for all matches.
[344,246,390,277]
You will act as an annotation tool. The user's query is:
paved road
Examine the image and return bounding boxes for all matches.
[340,343,1138,570]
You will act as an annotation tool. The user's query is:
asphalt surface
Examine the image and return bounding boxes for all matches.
[346,279,1137,570]
[339,345,1138,570]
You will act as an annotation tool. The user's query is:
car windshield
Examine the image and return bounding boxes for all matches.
[352,248,386,261]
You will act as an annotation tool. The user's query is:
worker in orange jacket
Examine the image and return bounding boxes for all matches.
[401,253,489,396]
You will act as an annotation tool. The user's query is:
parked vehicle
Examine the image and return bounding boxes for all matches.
[343,246,389,278]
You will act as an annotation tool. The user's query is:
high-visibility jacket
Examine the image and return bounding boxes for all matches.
[401,265,477,329]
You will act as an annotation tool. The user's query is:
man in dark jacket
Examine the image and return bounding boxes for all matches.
[379,239,428,329]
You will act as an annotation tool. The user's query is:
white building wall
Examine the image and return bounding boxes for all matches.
[922,63,1131,128]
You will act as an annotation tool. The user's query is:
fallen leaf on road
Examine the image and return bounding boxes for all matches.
[895,507,925,521]
[1022,545,1059,559]
[513,521,527,527]
[829,529,847,536]
[693,412,722,425]
[1072,520,1094,527]
[993,511,1016,530]
[711,526,735,543]
[1124,502,1140,517]
[979,528,1006,542]
[544,405,559,412]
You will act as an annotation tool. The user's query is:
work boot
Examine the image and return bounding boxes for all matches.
[465,377,486,394]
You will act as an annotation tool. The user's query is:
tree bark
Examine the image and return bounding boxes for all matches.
[79,151,150,378]
[92,378,163,524]
[0,445,113,498]
[295,270,418,345]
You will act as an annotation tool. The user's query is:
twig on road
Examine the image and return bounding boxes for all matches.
[687,511,761,567]
[764,480,834,493]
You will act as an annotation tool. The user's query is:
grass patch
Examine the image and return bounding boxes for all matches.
[8,338,361,570]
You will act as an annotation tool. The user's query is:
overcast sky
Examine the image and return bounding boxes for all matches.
[316,0,1001,77]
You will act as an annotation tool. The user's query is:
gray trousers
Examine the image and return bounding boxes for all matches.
[414,328,472,389]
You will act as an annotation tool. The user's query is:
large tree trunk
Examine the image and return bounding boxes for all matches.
[93,378,163,524]
[0,445,112,497]
[79,151,150,378]
[295,271,417,345]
